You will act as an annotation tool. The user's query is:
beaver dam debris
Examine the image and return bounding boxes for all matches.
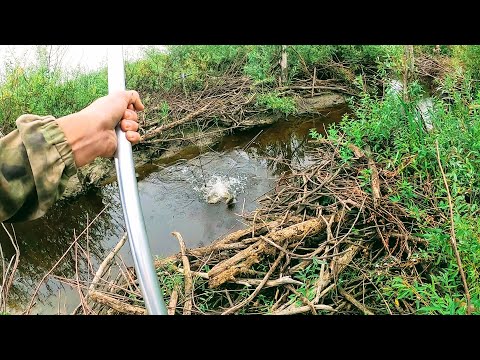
[72,137,429,315]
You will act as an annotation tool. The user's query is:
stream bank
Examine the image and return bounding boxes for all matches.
[62,92,346,199]
[3,105,347,314]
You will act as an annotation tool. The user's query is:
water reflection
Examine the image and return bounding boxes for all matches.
[0,188,120,313]
[216,107,346,174]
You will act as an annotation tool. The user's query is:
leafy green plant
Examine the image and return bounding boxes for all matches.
[309,128,323,140]
[158,100,170,124]
[256,92,297,116]
[334,71,480,314]
[358,168,372,190]
[290,257,326,306]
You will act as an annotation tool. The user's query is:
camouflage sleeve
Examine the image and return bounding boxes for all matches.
[0,114,77,223]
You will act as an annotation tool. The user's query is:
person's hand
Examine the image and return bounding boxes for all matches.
[57,90,144,168]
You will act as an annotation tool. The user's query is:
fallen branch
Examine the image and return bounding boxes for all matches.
[276,85,349,92]
[71,232,128,315]
[89,233,127,294]
[174,267,302,288]
[141,102,212,141]
[208,216,338,288]
[188,216,302,258]
[338,287,374,315]
[286,284,317,315]
[172,231,193,315]
[168,289,178,315]
[331,244,360,277]
[364,145,381,208]
[222,251,285,315]
[272,304,336,315]
[435,139,471,314]
[90,291,146,315]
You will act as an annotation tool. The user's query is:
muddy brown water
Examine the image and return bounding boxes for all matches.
[0,105,347,314]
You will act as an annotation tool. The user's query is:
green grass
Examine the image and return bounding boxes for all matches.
[0,45,406,133]
[0,65,107,132]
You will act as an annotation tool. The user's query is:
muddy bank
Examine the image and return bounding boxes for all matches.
[61,93,346,199]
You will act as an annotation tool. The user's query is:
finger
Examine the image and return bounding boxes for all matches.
[125,130,140,144]
[120,119,139,132]
[126,90,145,111]
[127,104,134,111]
[123,109,138,122]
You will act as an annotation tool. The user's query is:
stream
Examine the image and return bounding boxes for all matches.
[0,105,347,314]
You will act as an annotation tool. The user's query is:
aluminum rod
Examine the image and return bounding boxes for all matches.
[107,45,167,315]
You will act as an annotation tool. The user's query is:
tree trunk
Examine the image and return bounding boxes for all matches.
[280,45,288,86]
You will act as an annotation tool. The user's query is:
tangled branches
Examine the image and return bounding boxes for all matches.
[138,72,353,151]
[414,53,453,82]
[140,75,263,145]
[80,137,430,315]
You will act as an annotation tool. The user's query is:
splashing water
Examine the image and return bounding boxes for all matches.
[194,174,246,204]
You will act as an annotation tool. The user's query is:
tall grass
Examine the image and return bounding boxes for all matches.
[0,65,107,133]
[0,45,403,134]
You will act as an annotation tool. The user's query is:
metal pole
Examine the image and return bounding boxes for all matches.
[107,45,167,315]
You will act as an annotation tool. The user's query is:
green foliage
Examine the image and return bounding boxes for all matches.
[358,168,372,190]
[0,45,405,133]
[290,257,326,307]
[337,75,480,314]
[0,63,106,132]
[134,45,404,92]
[256,92,297,116]
[309,128,323,140]
[336,45,402,66]
[416,45,453,56]
[161,45,248,91]
[453,45,480,78]
[243,45,278,83]
[158,100,170,124]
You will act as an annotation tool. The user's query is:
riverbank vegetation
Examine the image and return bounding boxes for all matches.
[0,45,399,133]
[2,45,480,314]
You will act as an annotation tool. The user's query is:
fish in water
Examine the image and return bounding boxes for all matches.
[205,177,236,205]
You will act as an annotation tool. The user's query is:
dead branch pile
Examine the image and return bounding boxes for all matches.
[79,137,429,315]
[414,54,454,83]
[139,72,355,148]
[140,75,262,144]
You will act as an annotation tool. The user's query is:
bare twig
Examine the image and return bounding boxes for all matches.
[168,289,178,315]
[1,223,19,313]
[285,284,317,315]
[272,304,336,315]
[25,206,109,314]
[90,291,146,315]
[172,231,193,315]
[435,139,471,314]
[88,232,127,295]
[222,251,285,315]
[142,102,213,141]
[338,286,374,315]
